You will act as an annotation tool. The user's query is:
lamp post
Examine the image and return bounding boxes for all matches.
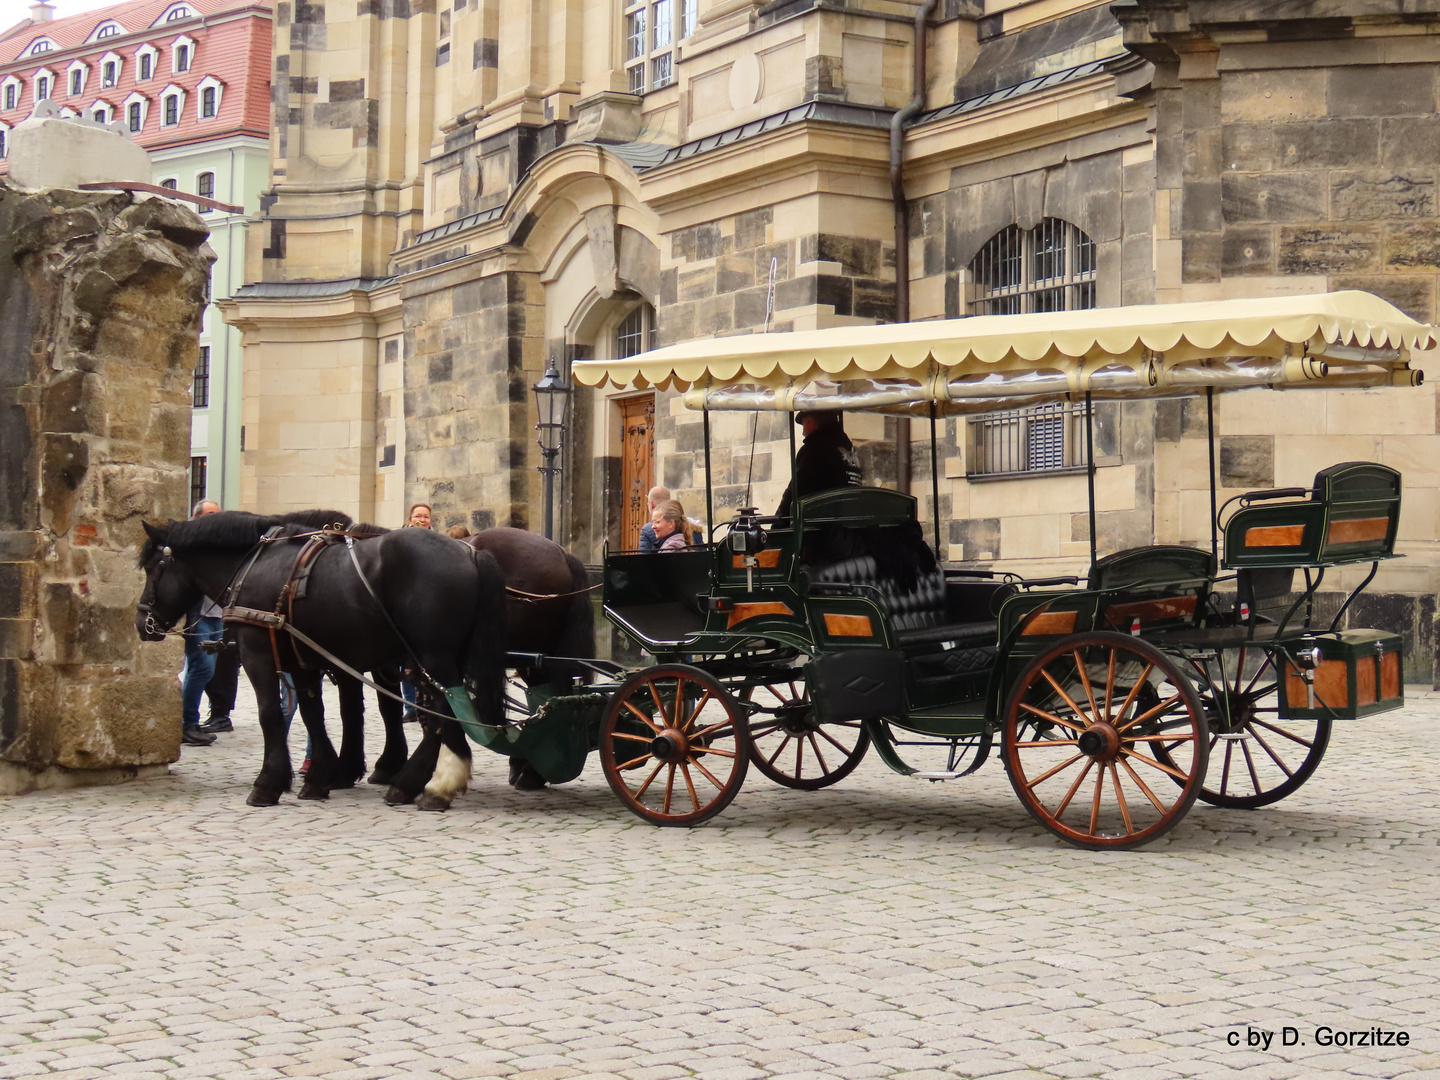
[533,355,572,540]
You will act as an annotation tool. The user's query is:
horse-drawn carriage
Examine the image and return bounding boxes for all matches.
[137,292,1433,848]
[546,290,1428,848]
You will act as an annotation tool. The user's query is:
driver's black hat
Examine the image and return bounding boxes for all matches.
[794,409,843,425]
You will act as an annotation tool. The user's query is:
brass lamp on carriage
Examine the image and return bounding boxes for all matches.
[533,355,572,541]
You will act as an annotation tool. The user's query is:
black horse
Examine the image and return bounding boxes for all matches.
[136,511,508,807]
[381,526,596,809]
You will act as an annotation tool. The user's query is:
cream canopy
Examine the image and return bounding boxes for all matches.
[571,291,1435,417]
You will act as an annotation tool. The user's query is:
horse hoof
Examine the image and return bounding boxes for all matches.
[297,783,330,801]
[384,786,416,806]
[330,777,358,791]
[367,770,394,786]
[246,788,282,807]
[415,792,451,812]
[508,760,548,791]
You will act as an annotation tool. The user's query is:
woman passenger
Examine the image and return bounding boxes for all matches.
[651,500,693,551]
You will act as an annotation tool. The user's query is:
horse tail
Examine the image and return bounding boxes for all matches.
[464,547,509,727]
[551,552,598,684]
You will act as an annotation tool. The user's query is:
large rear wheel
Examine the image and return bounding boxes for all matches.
[1002,633,1208,850]
[1187,647,1331,809]
[599,665,750,826]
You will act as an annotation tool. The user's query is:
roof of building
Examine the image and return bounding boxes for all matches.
[1,0,264,58]
[0,0,272,149]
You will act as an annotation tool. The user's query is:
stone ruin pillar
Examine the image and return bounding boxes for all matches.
[0,178,215,795]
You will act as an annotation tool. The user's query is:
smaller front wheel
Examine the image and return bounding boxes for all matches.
[600,665,751,826]
[1002,633,1208,850]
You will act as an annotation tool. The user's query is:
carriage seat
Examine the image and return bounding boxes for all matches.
[807,555,997,648]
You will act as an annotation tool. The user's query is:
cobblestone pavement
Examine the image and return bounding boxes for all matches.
[3,683,1440,1080]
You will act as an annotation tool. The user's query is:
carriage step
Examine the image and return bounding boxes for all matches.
[912,770,966,781]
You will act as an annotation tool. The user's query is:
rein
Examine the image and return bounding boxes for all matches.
[505,582,601,603]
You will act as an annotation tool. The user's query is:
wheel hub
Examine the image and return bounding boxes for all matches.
[649,729,689,763]
[1076,722,1122,762]
[774,701,815,735]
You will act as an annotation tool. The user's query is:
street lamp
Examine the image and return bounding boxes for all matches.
[533,355,572,540]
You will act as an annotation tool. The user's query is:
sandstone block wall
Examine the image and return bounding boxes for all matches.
[0,181,214,795]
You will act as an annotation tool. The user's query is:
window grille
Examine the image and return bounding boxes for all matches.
[129,101,142,130]
[140,54,153,80]
[97,24,118,37]
[69,69,82,95]
[189,456,207,507]
[967,402,1090,480]
[197,171,214,210]
[201,86,215,117]
[616,304,655,358]
[969,218,1096,316]
[4,85,15,110]
[176,45,190,72]
[164,94,178,124]
[36,77,49,100]
[160,177,177,190]
[193,346,210,408]
[0,131,6,158]
[93,107,106,123]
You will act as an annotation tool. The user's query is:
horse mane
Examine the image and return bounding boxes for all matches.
[138,508,356,565]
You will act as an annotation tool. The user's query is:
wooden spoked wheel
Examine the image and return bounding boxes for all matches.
[743,677,870,790]
[1002,633,1209,850]
[599,665,751,827]
[1184,647,1332,809]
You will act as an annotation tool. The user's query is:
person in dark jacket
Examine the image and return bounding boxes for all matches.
[776,410,862,518]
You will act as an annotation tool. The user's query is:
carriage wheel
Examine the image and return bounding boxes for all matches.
[1182,648,1332,809]
[1002,632,1208,850]
[742,678,870,790]
[600,665,751,826]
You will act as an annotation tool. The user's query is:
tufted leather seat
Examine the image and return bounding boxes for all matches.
[808,555,998,650]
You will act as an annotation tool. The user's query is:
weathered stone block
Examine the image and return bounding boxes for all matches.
[1181,181,1222,234]
[1277,225,1381,274]
[1221,227,1275,276]
[1328,65,1437,119]
[1331,172,1435,221]
[1221,173,1326,224]
[1220,436,1274,489]
[1275,120,1379,170]
[1221,124,1276,172]
[1383,221,1440,272]
[1381,117,1440,169]
[1181,231,1221,283]
[1221,70,1327,124]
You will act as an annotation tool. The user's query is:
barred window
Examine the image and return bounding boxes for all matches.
[966,219,1099,478]
[192,346,210,408]
[196,171,214,212]
[968,218,1096,316]
[189,456,207,507]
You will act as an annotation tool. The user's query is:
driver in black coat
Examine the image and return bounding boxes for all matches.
[777,410,863,518]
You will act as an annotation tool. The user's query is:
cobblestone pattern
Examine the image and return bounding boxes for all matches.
[3,686,1439,1079]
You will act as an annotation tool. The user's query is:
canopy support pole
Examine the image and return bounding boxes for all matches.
[1085,391,1097,569]
[1207,387,1218,565]
[928,401,942,557]
[703,407,715,539]
[789,416,798,502]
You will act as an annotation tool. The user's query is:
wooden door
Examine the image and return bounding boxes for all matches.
[620,394,655,550]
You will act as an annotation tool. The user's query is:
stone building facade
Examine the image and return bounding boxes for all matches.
[228,0,1440,677]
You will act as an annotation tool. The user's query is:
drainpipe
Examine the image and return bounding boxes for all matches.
[889,0,938,493]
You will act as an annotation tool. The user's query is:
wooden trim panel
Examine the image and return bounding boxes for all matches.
[1245,524,1305,547]
[1326,517,1389,545]
[726,602,793,628]
[823,612,874,637]
[732,549,782,569]
[1021,609,1077,637]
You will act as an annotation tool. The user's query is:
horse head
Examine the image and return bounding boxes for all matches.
[135,520,206,641]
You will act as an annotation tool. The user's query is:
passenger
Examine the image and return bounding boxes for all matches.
[652,499,693,551]
[406,503,433,529]
[447,523,472,539]
[401,502,434,721]
[637,485,670,552]
[776,410,862,518]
